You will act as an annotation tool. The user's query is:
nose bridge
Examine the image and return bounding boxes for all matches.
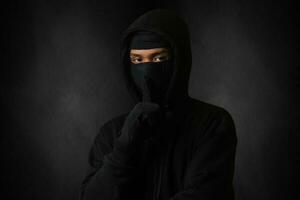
[144,57,153,62]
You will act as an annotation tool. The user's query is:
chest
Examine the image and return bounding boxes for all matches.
[141,124,196,200]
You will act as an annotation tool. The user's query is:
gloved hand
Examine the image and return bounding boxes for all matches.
[118,77,164,146]
[117,102,162,147]
[108,78,164,166]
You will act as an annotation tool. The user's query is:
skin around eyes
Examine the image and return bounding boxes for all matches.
[131,55,169,64]
[130,48,171,64]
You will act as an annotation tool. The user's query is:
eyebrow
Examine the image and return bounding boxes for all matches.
[130,50,169,57]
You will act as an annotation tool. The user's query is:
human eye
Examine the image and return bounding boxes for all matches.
[153,55,168,62]
[130,57,143,64]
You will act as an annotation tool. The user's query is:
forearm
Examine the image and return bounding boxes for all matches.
[81,140,142,200]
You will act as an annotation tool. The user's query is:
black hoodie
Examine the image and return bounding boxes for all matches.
[80,9,237,200]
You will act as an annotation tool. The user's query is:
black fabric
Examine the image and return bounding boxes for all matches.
[130,60,174,106]
[80,8,237,200]
[129,30,171,49]
[129,30,173,106]
[107,101,164,168]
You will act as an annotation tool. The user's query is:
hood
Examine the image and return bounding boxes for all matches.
[120,9,192,110]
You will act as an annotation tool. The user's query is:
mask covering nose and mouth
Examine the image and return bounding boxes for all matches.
[129,31,173,106]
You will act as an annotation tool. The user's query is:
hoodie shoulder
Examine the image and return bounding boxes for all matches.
[190,98,232,115]
[187,98,237,149]
[188,97,236,129]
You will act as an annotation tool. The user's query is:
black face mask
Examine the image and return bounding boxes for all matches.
[130,59,173,105]
[128,30,173,105]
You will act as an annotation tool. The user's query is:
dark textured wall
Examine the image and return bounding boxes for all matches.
[2,0,297,200]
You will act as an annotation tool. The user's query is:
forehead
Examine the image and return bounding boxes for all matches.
[130,48,169,56]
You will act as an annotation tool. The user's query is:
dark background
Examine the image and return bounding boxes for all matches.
[2,0,298,199]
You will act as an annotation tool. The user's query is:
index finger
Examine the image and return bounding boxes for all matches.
[142,76,152,103]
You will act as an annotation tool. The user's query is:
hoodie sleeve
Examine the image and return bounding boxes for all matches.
[170,109,238,200]
[79,119,142,200]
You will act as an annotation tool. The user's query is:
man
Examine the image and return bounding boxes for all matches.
[80,9,237,200]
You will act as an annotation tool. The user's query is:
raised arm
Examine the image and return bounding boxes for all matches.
[79,120,140,200]
[80,101,164,200]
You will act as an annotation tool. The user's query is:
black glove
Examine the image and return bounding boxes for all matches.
[107,78,164,166]
[117,101,163,147]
